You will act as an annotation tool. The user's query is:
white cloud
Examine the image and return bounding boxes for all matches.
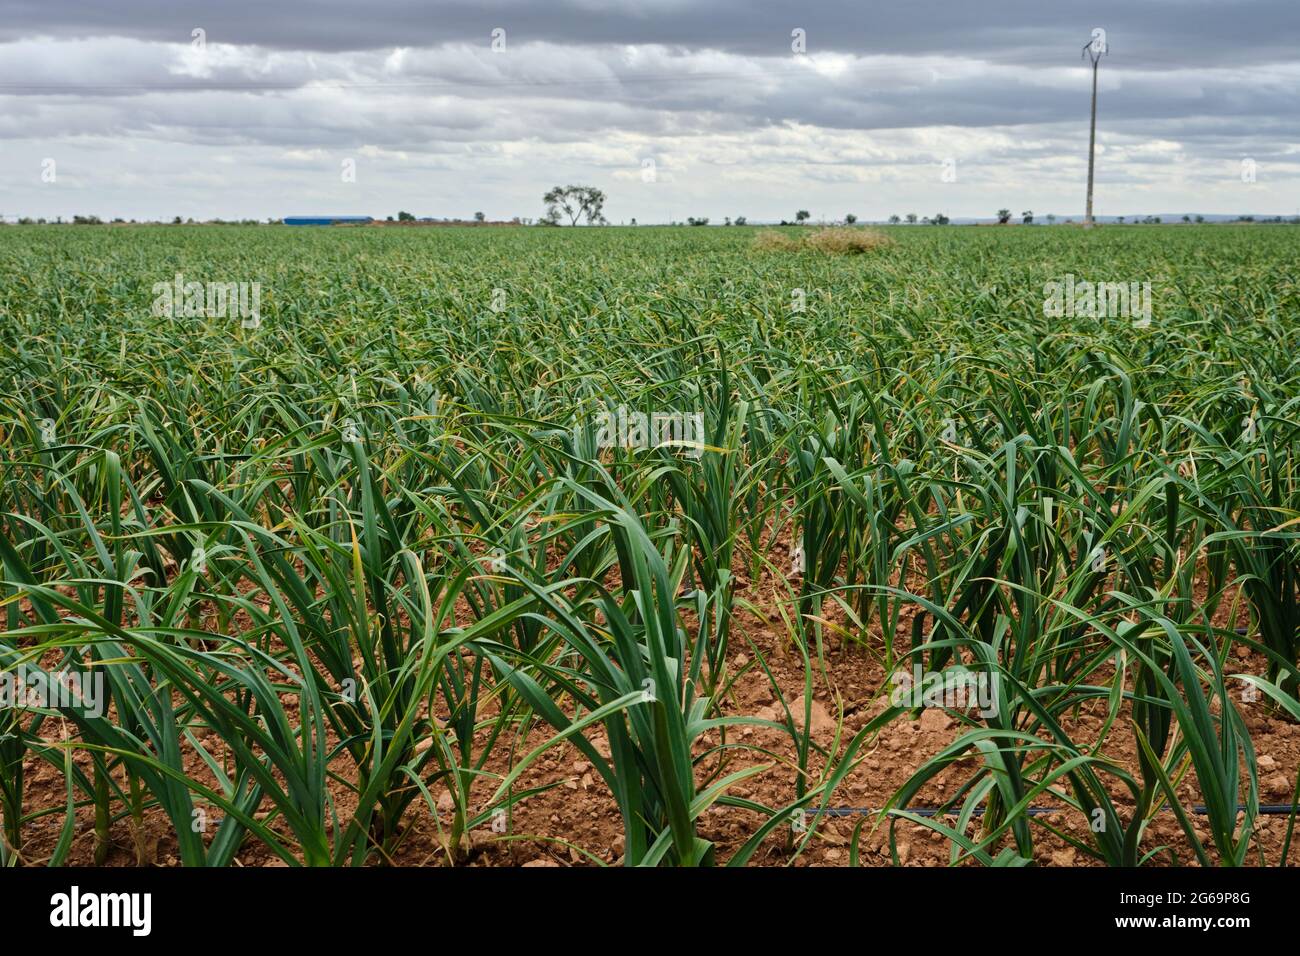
[0,12,1296,222]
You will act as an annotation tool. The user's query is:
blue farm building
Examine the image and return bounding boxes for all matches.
[283,216,373,226]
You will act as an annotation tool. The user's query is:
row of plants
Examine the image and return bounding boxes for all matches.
[1,224,1298,865]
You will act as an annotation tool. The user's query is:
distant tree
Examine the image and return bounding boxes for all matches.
[543,185,607,225]
[931,212,950,225]
[686,216,709,226]
[845,213,857,225]
[905,213,918,224]
[397,211,415,222]
[795,210,810,224]
[1046,214,1057,225]
[997,208,1011,224]
[734,215,747,226]
[474,211,485,222]
[888,214,901,224]
[630,217,637,226]
[386,215,394,221]
[1021,210,1033,225]
[1182,215,1191,223]
[1116,216,1125,224]
[1195,215,1205,223]
[172,216,182,224]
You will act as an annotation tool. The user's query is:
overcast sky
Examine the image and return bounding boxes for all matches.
[1,0,1297,222]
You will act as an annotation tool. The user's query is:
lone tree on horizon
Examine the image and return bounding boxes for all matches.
[543,185,608,225]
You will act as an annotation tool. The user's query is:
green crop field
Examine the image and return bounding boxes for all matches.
[2,223,1299,867]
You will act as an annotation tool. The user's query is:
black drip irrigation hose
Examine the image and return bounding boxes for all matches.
[805,804,1299,817]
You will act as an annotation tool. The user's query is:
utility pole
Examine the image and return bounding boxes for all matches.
[1082,29,1108,229]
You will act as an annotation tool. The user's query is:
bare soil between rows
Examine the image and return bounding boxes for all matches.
[14,534,1300,868]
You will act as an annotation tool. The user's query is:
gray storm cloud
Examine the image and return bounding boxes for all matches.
[0,1,1295,221]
